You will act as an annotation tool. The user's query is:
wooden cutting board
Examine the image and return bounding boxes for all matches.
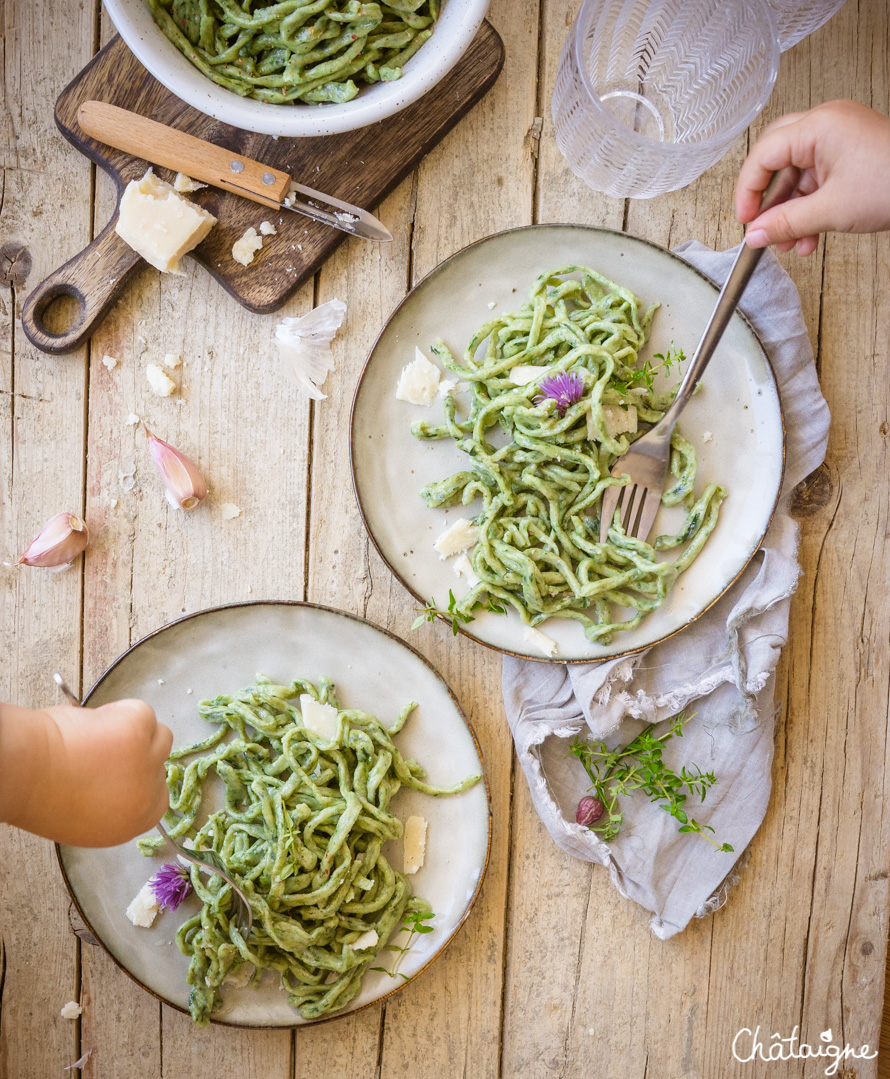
[22,26,504,355]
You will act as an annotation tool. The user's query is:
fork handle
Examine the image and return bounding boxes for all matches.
[658,166,801,434]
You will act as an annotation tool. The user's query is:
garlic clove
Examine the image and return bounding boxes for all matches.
[18,512,89,568]
[145,428,207,511]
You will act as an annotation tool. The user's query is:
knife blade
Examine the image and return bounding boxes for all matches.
[76,100,392,242]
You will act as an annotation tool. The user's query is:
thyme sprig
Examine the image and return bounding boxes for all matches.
[412,590,506,635]
[613,344,686,396]
[570,712,733,853]
[370,908,435,982]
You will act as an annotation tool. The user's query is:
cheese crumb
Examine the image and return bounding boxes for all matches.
[487,300,497,310]
[173,173,207,193]
[126,413,140,426]
[396,348,440,406]
[702,430,713,443]
[162,352,182,370]
[232,227,263,266]
[259,220,277,236]
[102,354,119,370]
[433,518,478,559]
[60,1001,82,1020]
[220,502,241,520]
[452,554,479,586]
[523,625,559,658]
[403,816,427,874]
[146,364,176,397]
[300,695,340,741]
[115,169,216,274]
[352,929,379,951]
[597,404,638,439]
[126,883,160,928]
[509,364,550,386]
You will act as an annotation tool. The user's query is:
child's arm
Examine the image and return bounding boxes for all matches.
[736,100,890,256]
[0,699,173,847]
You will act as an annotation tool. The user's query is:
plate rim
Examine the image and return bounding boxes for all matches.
[56,599,493,1028]
[349,222,787,663]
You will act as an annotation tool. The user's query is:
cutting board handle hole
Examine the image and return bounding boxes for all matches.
[33,288,85,338]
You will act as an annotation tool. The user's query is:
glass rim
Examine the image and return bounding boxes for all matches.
[572,0,782,154]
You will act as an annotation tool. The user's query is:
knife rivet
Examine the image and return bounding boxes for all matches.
[261,172,276,186]
[229,160,245,173]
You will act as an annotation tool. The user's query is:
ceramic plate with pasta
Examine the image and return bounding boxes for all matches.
[58,603,489,1027]
[350,225,785,663]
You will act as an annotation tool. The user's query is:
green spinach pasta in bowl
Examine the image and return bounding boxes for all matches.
[407,265,726,651]
[147,0,442,105]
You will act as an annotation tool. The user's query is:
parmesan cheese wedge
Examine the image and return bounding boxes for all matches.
[433,518,478,559]
[403,815,427,874]
[115,169,216,275]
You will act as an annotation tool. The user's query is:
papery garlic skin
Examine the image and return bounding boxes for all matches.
[18,512,89,568]
[273,298,347,399]
[145,429,207,511]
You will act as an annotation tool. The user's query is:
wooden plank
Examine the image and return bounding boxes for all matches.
[302,2,540,1075]
[0,1,99,1077]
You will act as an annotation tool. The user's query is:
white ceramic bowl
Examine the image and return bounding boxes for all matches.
[103,0,491,137]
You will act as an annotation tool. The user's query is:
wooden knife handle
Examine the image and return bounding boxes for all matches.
[77,100,291,209]
[20,216,141,355]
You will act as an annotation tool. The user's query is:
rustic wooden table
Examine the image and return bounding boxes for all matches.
[2,1,889,1076]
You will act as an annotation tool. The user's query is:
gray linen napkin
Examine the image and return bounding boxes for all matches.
[501,242,830,939]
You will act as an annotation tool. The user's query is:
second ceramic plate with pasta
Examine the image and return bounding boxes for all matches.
[350,224,785,663]
[58,602,489,1027]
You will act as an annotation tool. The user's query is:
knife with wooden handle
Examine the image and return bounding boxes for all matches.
[77,100,393,242]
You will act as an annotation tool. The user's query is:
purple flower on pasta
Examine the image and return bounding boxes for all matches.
[149,863,193,911]
[533,371,584,416]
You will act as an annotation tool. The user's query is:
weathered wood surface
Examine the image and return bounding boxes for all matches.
[2,1,889,1077]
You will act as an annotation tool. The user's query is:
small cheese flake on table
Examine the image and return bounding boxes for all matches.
[220,502,241,520]
[126,413,140,426]
[259,220,277,236]
[59,1001,82,1020]
[145,364,176,397]
[433,517,479,559]
[173,173,207,193]
[115,169,216,275]
[162,353,182,370]
[126,882,160,928]
[102,354,119,370]
[403,815,427,874]
[232,227,264,266]
[396,347,441,406]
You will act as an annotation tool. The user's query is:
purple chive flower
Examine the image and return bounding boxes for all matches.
[533,371,584,416]
[149,863,193,911]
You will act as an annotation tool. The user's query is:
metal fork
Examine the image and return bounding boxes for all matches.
[53,673,254,940]
[599,167,801,545]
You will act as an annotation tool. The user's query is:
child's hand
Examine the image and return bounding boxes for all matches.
[0,699,173,847]
[736,100,890,256]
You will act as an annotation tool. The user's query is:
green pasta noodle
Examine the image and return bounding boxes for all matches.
[154,674,479,1024]
[147,0,440,105]
[413,266,727,646]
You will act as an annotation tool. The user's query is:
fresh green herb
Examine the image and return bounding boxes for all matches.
[613,344,686,396]
[570,712,733,853]
[370,908,436,982]
[411,590,476,635]
[412,590,507,635]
